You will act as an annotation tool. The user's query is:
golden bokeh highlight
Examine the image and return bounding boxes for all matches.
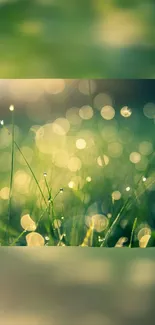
[86,176,92,183]
[68,176,84,191]
[86,214,109,233]
[139,141,153,156]
[67,157,82,172]
[53,219,61,229]
[35,123,65,155]
[99,10,144,46]
[120,106,132,117]
[66,107,82,126]
[9,80,44,102]
[26,232,45,246]
[79,105,94,120]
[76,138,87,150]
[68,181,75,189]
[94,93,113,110]
[52,118,70,136]
[9,105,14,112]
[78,80,96,95]
[44,79,65,95]
[112,191,121,201]
[76,130,94,149]
[21,214,37,232]
[0,187,10,200]
[138,226,151,241]
[14,171,31,193]
[115,237,128,247]
[97,155,109,167]
[0,80,155,249]
[129,152,141,164]
[139,235,151,248]
[101,105,115,120]
[54,150,70,168]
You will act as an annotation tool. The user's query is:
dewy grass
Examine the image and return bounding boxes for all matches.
[10,229,26,246]
[88,81,134,248]
[4,107,15,244]
[100,197,131,247]
[44,173,52,201]
[14,141,48,208]
[2,120,48,209]
[1,95,155,247]
[1,109,52,245]
[129,217,137,248]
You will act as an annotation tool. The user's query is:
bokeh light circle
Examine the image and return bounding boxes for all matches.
[54,150,70,168]
[78,80,96,95]
[26,232,45,246]
[79,105,94,120]
[112,191,121,200]
[0,187,10,200]
[76,138,87,150]
[97,155,109,167]
[101,105,115,120]
[143,103,155,119]
[86,214,109,232]
[94,93,113,110]
[21,214,37,231]
[120,106,132,117]
[130,152,141,164]
[108,142,123,158]
[44,79,65,94]
[68,157,82,172]
[66,107,82,126]
[52,118,70,136]
[139,141,153,156]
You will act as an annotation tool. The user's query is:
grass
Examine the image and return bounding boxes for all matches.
[0,83,155,247]
[5,107,15,245]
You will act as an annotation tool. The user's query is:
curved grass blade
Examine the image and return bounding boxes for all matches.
[4,110,15,244]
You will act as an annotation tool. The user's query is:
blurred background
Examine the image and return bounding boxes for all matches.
[0,247,155,324]
[0,0,155,77]
[0,79,155,247]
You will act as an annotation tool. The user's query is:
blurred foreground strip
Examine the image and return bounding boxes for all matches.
[0,248,155,324]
